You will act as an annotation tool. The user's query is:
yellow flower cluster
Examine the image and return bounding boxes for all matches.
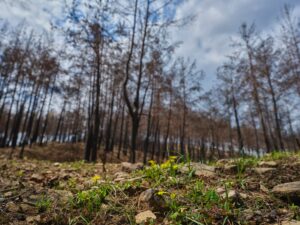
[148,160,156,167]
[91,175,101,183]
[157,190,168,196]
[160,156,178,171]
[156,190,177,200]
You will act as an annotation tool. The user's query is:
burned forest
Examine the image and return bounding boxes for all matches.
[1,1,300,225]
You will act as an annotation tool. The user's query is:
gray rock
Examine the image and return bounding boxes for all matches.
[30,174,44,182]
[260,184,269,193]
[6,201,19,212]
[114,171,130,182]
[223,164,238,173]
[121,162,143,173]
[194,169,216,178]
[281,220,300,225]
[114,171,130,178]
[221,190,239,200]
[180,163,216,177]
[20,203,37,214]
[26,215,41,223]
[3,191,13,197]
[258,161,277,167]
[272,181,300,199]
[135,210,156,224]
[216,187,225,194]
[139,189,154,202]
[253,167,275,175]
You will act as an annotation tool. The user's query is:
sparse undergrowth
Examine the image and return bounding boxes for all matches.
[1,151,300,224]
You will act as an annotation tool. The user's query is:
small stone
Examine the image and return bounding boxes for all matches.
[277,208,288,215]
[253,167,275,175]
[248,182,260,191]
[222,190,239,200]
[4,191,13,197]
[26,215,41,223]
[216,187,225,194]
[114,171,130,179]
[114,177,126,182]
[179,165,190,174]
[29,195,40,201]
[179,163,216,178]
[139,189,154,202]
[100,204,109,210]
[223,164,238,173]
[121,162,143,173]
[281,220,300,225]
[135,210,156,224]
[30,174,44,182]
[260,184,269,193]
[6,201,19,212]
[194,169,216,178]
[53,162,61,167]
[114,172,130,182]
[258,161,277,167]
[272,181,300,202]
[194,163,216,172]
[217,159,230,164]
[240,193,248,199]
[20,203,37,214]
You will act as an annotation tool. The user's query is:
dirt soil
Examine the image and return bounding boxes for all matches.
[1,147,300,225]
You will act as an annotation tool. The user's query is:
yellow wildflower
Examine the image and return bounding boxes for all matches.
[169,156,177,161]
[148,160,156,167]
[157,190,168,196]
[161,160,171,169]
[91,175,101,183]
[172,164,179,170]
[170,193,176,199]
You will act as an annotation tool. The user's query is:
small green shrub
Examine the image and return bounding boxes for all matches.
[235,157,258,175]
[263,151,291,161]
[71,184,111,212]
[142,156,180,186]
[290,204,300,220]
[35,196,52,212]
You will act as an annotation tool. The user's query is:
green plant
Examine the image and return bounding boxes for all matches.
[67,177,77,189]
[203,189,220,208]
[142,156,180,186]
[263,151,291,161]
[188,180,205,203]
[253,197,267,210]
[289,204,300,220]
[166,193,186,222]
[235,157,258,177]
[69,160,86,170]
[35,196,52,212]
[68,215,90,225]
[71,184,111,212]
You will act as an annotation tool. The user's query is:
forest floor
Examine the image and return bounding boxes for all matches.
[1,146,300,225]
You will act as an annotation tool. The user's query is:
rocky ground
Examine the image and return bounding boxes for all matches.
[1,150,300,225]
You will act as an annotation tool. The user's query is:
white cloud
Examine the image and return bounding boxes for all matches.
[0,0,299,89]
[171,0,300,88]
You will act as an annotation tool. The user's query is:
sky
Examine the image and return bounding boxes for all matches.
[0,0,300,89]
